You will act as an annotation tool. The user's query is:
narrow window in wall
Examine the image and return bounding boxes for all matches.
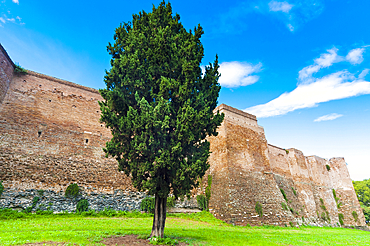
[49,99,51,102]
[85,139,89,144]
[38,130,42,137]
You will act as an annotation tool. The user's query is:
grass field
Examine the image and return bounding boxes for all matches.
[0,210,369,246]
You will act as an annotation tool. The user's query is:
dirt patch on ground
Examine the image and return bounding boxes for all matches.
[20,235,189,246]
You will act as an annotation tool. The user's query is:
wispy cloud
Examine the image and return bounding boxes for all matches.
[218,61,262,88]
[0,17,5,23]
[359,69,369,79]
[12,0,19,4]
[269,1,293,13]
[346,48,365,65]
[245,47,370,118]
[314,113,343,122]
[298,48,343,82]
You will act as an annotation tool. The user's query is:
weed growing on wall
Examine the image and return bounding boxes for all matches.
[319,198,331,223]
[255,202,263,217]
[332,189,342,209]
[339,213,344,226]
[280,188,287,201]
[65,183,79,198]
[326,165,331,171]
[37,189,45,197]
[291,187,297,196]
[0,181,4,198]
[281,202,288,210]
[196,194,207,211]
[24,196,40,213]
[352,211,358,222]
[14,64,27,75]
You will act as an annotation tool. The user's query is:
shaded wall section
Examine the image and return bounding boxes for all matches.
[0,44,14,104]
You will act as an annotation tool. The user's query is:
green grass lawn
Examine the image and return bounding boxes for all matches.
[0,210,369,246]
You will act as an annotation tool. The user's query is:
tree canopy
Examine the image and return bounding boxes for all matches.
[99,1,224,237]
[353,179,370,223]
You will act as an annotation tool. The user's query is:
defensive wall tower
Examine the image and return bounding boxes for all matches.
[0,44,366,227]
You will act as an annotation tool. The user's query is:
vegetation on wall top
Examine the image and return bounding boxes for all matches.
[14,64,27,75]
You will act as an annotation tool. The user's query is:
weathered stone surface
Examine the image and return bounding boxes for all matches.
[0,44,366,227]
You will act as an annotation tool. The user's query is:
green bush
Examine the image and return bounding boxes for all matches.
[166,196,176,208]
[149,236,178,245]
[255,202,263,217]
[76,199,89,213]
[326,164,331,171]
[140,197,155,213]
[0,180,4,197]
[65,183,79,198]
[352,211,358,222]
[37,190,45,197]
[338,213,344,226]
[197,194,207,211]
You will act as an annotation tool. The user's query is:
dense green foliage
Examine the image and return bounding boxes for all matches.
[99,1,223,201]
[76,199,89,213]
[140,197,176,213]
[196,194,207,211]
[0,181,3,198]
[1,209,369,246]
[353,179,370,223]
[65,183,79,198]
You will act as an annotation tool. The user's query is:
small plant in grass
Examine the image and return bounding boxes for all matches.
[76,199,89,213]
[255,202,263,217]
[338,213,344,226]
[280,188,287,201]
[281,202,288,210]
[352,211,358,222]
[0,180,4,198]
[65,183,79,198]
[291,187,297,196]
[14,64,27,75]
[141,197,155,213]
[326,164,331,171]
[149,236,178,245]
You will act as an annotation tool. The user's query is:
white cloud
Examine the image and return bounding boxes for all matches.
[0,17,5,23]
[287,24,294,31]
[245,71,370,118]
[269,1,293,13]
[12,0,19,4]
[346,48,364,65]
[298,48,342,82]
[359,69,369,79]
[218,61,262,88]
[314,113,343,122]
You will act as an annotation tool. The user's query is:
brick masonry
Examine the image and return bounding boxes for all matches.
[0,44,366,226]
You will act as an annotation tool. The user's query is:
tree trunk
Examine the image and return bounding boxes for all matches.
[150,195,167,238]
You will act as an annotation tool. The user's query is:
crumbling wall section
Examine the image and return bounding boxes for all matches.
[0,44,14,104]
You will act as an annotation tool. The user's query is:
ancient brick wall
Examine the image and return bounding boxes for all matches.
[0,45,365,226]
[0,53,133,193]
[0,44,14,105]
[207,104,366,227]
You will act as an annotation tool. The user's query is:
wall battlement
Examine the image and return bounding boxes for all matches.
[0,44,366,227]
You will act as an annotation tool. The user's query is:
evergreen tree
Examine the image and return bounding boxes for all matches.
[99,1,223,237]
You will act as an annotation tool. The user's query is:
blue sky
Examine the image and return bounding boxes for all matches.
[1,0,369,181]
